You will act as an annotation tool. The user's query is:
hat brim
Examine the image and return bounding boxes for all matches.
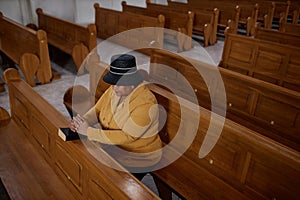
[103,70,144,86]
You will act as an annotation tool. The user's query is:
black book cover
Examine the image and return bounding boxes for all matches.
[58,127,80,141]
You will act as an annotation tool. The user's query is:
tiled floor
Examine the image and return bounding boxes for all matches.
[0,36,224,199]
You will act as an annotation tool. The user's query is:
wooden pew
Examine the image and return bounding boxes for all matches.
[264,1,291,29]
[149,49,300,152]
[149,82,300,200]
[0,12,52,86]
[122,1,194,52]
[148,83,300,200]
[236,2,259,36]
[61,49,300,199]
[166,0,219,46]
[0,108,77,199]
[36,8,97,75]
[3,68,160,200]
[253,22,300,47]
[290,1,300,24]
[219,32,300,92]
[279,15,300,33]
[94,3,165,55]
[186,0,241,35]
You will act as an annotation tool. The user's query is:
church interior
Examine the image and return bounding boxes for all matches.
[0,0,299,199]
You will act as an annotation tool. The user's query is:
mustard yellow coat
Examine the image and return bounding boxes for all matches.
[84,84,163,168]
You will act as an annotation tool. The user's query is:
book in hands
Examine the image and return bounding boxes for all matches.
[58,127,80,141]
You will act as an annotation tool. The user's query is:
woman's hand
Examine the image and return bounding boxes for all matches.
[69,114,89,136]
[69,117,77,132]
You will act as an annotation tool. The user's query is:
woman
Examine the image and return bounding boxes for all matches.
[70,54,163,180]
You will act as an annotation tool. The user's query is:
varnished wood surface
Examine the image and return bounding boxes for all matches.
[150,49,300,151]
[3,68,160,200]
[149,83,300,200]
[0,121,76,200]
[64,49,300,199]
[166,0,219,45]
[0,12,52,86]
[94,2,165,55]
[122,1,194,51]
[0,107,10,127]
[220,32,300,92]
[36,8,97,75]
[254,23,300,47]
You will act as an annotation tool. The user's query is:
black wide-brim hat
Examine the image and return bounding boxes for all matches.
[103,54,144,86]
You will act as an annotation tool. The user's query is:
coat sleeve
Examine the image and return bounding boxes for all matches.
[86,102,158,145]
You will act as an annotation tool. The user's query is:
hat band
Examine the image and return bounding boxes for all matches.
[110,65,136,70]
[109,70,137,76]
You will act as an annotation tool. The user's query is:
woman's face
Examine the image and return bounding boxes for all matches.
[113,85,134,97]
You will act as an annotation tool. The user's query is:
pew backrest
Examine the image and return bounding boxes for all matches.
[220,32,300,92]
[122,1,194,51]
[279,17,300,34]
[186,0,241,34]
[264,1,291,29]
[254,23,300,47]
[149,49,300,151]
[237,2,259,36]
[166,0,219,45]
[36,8,97,74]
[0,12,51,86]
[94,3,165,54]
[148,82,300,200]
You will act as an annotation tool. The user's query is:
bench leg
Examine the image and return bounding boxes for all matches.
[152,175,172,200]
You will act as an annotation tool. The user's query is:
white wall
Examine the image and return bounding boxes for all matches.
[0,0,27,24]
[31,0,76,22]
[0,0,148,25]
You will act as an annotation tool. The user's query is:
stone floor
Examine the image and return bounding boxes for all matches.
[0,36,224,199]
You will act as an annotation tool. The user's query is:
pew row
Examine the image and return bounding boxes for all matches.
[36,8,97,75]
[264,1,291,29]
[253,22,300,47]
[184,0,241,35]
[94,3,165,55]
[0,12,52,86]
[62,53,300,199]
[0,107,77,199]
[3,68,160,200]
[166,0,219,46]
[279,16,300,33]
[149,49,300,152]
[235,2,259,36]
[122,1,194,52]
[149,83,300,200]
[219,32,300,92]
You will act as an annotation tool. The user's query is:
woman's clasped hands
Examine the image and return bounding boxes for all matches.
[69,114,89,136]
